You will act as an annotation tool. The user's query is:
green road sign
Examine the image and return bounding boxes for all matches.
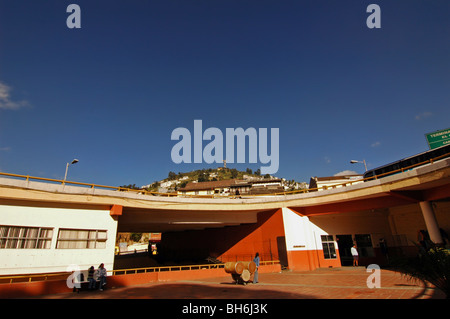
[425,128,450,149]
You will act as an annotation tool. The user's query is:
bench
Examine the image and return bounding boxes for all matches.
[71,270,106,292]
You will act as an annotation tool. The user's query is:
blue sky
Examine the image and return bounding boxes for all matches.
[0,0,449,187]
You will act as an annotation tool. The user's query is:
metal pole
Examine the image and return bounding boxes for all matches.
[63,162,69,181]
[63,159,78,182]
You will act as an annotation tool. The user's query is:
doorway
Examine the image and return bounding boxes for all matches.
[336,235,353,266]
[276,236,288,269]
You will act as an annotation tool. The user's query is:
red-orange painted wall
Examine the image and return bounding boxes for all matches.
[0,264,282,298]
[160,208,344,271]
[0,279,69,299]
[219,208,286,262]
[286,250,341,271]
[160,209,286,263]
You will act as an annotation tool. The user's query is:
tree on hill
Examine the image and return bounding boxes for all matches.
[198,171,208,182]
[119,184,140,190]
[168,171,177,180]
[179,181,188,189]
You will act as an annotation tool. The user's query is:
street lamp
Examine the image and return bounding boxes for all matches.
[350,159,367,172]
[64,159,79,181]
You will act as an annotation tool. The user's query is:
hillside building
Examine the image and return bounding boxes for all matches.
[177,179,285,197]
[309,175,364,191]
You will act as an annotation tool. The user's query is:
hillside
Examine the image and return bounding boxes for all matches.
[142,168,267,192]
[139,168,307,193]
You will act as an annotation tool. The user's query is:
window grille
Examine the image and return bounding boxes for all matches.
[56,228,107,249]
[321,235,337,259]
[0,225,53,249]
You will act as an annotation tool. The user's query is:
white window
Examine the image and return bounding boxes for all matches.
[56,229,107,249]
[321,235,337,259]
[0,225,53,249]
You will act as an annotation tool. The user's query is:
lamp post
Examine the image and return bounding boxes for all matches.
[64,159,79,181]
[350,159,367,172]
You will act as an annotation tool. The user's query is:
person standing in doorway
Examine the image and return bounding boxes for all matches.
[351,245,359,266]
[379,238,389,262]
[253,252,260,284]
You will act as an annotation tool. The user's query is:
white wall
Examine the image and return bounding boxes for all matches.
[0,204,118,276]
[281,207,334,252]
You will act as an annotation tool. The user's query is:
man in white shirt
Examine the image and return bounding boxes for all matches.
[351,245,359,266]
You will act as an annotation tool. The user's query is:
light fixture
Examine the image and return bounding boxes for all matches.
[350,159,367,171]
[64,158,79,181]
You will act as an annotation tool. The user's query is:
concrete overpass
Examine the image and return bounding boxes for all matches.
[0,157,449,274]
[1,158,449,230]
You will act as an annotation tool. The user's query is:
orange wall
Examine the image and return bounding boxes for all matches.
[159,209,286,263]
[0,279,69,299]
[160,208,342,271]
[286,250,341,271]
[219,208,286,262]
[0,264,282,298]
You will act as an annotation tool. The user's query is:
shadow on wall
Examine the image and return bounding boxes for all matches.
[0,279,70,298]
[157,209,287,264]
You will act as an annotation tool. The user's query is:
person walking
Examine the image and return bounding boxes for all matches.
[253,252,260,284]
[351,245,359,266]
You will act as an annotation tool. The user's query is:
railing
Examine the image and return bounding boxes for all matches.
[0,272,69,284]
[0,172,177,197]
[0,260,280,284]
[112,263,225,276]
[112,260,280,276]
[245,150,450,196]
[0,151,448,199]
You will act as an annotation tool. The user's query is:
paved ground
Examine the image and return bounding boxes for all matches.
[33,267,445,299]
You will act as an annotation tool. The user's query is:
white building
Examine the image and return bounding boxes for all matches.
[309,175,364,191]
[0,204,119,276]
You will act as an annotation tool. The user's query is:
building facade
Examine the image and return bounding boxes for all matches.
[0,153,449,276]
[0,203,120,276]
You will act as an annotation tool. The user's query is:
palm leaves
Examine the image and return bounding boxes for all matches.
[390,243,450,298]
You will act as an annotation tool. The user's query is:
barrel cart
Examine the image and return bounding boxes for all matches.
[224,261,257,285]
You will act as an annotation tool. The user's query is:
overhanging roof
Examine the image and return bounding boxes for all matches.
[0,158,449,232]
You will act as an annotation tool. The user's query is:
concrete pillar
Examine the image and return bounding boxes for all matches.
[419,201,443,244]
